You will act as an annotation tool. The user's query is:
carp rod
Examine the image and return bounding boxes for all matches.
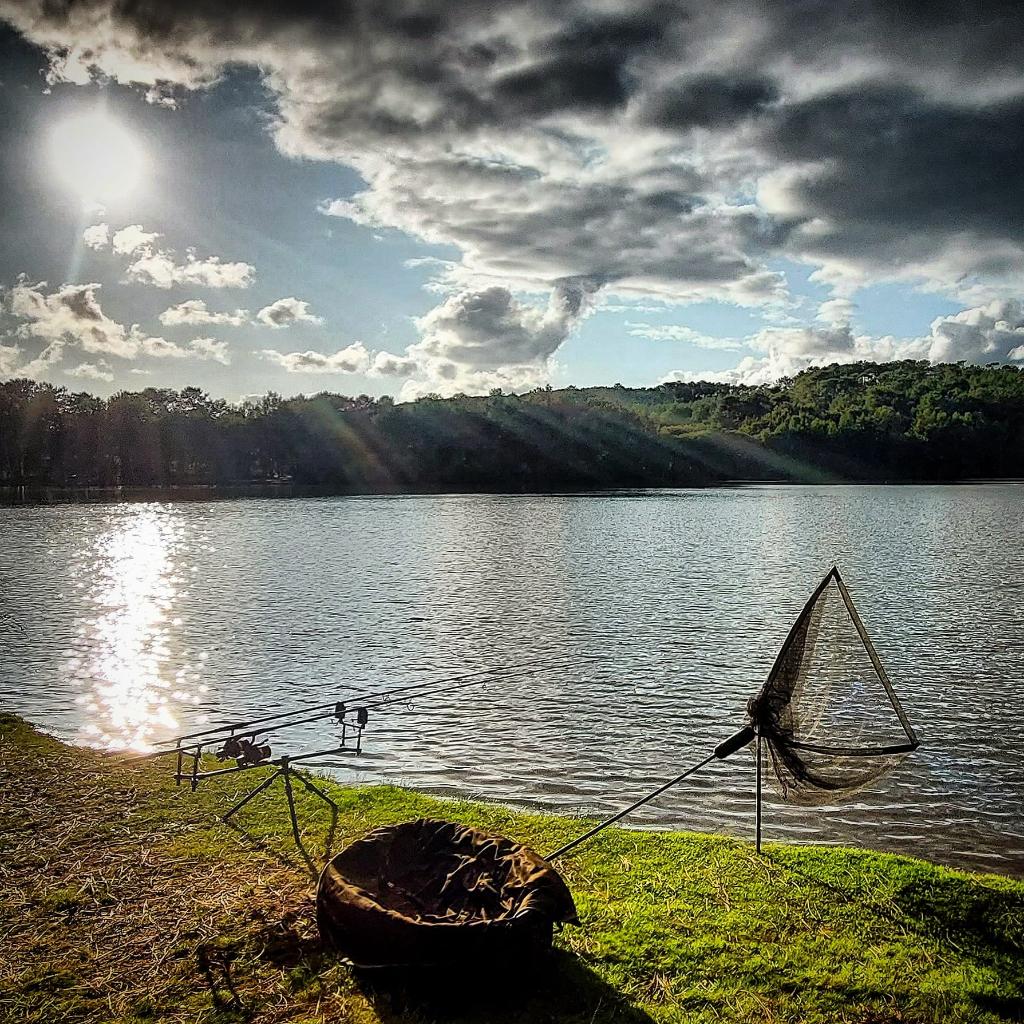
[126,652,601,761]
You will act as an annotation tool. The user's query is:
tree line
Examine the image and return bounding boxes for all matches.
[1,360,1023,492]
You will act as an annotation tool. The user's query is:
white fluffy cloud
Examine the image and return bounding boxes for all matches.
[398,281,594,396]
[127,250,254,289]
[9,280,138,357]
[188,337,231,364]
[80,221,254,289]
[158,299,249,326]
[67,360,114,381]
[663,300,1024,385]
[817,298,856,326]
[925,300,1024,364]
[112,224,160,255]
[0,343,22,376]
[255,297,323,328]
[125,332,232,363]
[259,342,370,374]
[252,285,593,393]
[369,351,419,377]
[3,279,234,377]
[82,223,110,250]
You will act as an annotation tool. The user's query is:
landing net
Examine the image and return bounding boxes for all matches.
[747,567,918,805]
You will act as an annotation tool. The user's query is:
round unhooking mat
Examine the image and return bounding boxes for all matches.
[316,818,578,968]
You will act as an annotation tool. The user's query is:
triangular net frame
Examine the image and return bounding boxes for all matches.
[747,566,919,806]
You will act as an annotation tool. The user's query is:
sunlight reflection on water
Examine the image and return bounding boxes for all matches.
[62,506,208,749]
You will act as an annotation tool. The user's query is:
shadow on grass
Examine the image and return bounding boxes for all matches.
[764,850,1024,1016]
[221,810,336,884]
[352,949,656,1024]
[217,770,340,883]
[197,942,247,1018]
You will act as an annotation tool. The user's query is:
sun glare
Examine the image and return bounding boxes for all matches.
[49,110,147,203]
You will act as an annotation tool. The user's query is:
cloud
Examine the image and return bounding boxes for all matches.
[131,332,185,359]
[6,0,1024,379]
[323,169,785,306]
[641,73,779,130]
[627,323,743,350]
[127,250,254,289]
[8,280,138,357]
[664,300,1024,385]
[255,297,323,328]
[128,332,232,363]
[746,324,858,359]
[369,351,419,377]
[925,300,1024,363]
[82,223,109,250]
[67,360,114,381]
[758,85,1024,296]
[397,280,594,396]
[159,299,249,326]
[18,341,66,379]
[4,279,235,371]
[188,336,231,364]
[0,343,22,376]
[259,342,370,374]
[80,221,254,291]
[112,224,161,255]
[817,298,856,326]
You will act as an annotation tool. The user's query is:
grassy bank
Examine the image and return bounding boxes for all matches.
[1,713,1022,1024]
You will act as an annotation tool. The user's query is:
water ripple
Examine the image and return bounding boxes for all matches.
[1,485,1022,875]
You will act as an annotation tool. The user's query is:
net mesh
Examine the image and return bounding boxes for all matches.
[747,568,918,806]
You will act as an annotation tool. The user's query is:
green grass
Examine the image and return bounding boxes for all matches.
[1,710,1021,1023]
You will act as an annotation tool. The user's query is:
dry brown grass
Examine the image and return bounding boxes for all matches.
[0,715,368,1023]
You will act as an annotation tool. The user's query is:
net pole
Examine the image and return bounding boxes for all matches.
[755,729,762,854]
[545,751,718,862]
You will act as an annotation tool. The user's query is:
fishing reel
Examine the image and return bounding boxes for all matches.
[216,734,273,766]
[334,702,369,727]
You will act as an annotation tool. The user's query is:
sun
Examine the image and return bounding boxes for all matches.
[49,110,147,203]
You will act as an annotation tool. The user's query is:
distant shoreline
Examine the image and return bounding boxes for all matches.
[3,477,1024,505]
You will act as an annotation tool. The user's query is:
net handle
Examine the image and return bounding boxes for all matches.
[545,751,718,862]
[545,725,756,862]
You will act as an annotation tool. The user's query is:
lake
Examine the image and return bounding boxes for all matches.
[1,485,1022,876]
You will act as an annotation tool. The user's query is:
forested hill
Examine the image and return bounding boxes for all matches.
[2,360,1023,492]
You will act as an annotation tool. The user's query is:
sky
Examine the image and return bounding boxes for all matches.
[0,1,1021,402]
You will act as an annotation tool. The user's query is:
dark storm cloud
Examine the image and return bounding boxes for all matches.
[767,86,1024,240]
[752,0,1024,83]
[642,74,778,129]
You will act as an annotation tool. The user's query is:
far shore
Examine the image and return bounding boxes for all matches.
[3,477,1024,506]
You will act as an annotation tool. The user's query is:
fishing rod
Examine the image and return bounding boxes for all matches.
[118,704,352,763]
[327,653,599,713]
[130,652,600,760]
[351,654,600,714]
